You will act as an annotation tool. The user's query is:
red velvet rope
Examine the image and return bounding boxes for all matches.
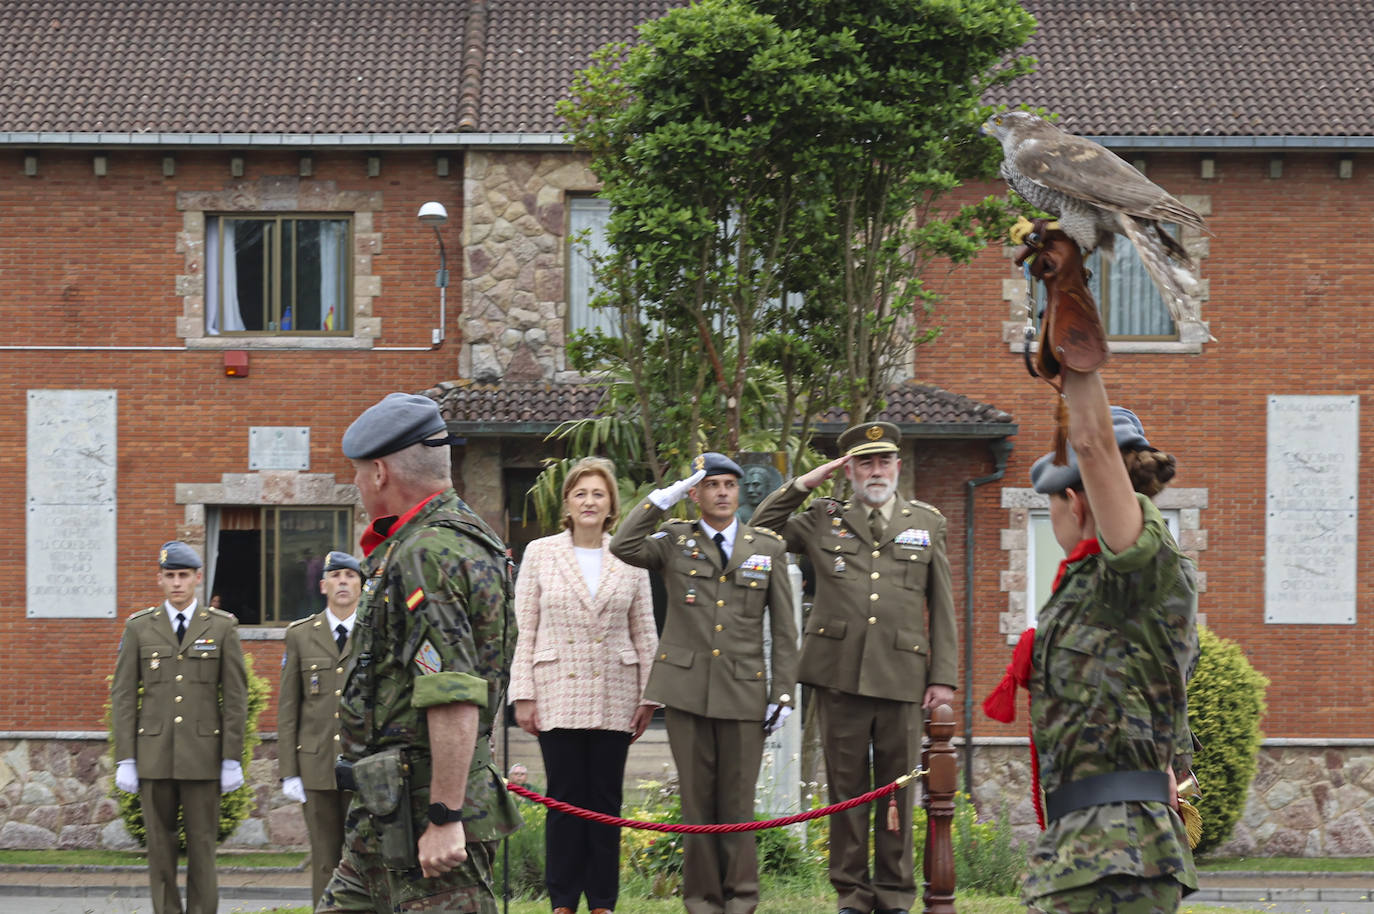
[505,771,920,834]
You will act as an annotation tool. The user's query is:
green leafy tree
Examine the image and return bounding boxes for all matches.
[107,651,271,848]
[1188,626,1269,856]
[556,0,1035,483]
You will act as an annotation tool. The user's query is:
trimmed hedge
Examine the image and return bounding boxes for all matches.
[1187,625,1268,856]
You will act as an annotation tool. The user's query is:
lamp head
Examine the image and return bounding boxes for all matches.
[417,201,448,226]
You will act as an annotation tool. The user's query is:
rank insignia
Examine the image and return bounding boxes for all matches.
[414,639,442,675]
[693,455,706,472]
[406,586,425,611]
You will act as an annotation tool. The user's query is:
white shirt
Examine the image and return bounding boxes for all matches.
[164,600,197,631]
[325,608,356,638]
[574,545,603,598]
[699,517,739,562]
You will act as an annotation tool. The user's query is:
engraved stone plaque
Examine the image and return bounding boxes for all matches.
[249,426,310,470]
[27,390,118,618]
[1265,395,1359,624]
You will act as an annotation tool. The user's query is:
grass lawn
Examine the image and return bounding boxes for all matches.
[0,848,307,868]
[255,899,1280,914]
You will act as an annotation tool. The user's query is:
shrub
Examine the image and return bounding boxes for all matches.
[952,796,1023,895]
[106,651,270,848]
[620,777,685,898]
[1188,625,1268,856]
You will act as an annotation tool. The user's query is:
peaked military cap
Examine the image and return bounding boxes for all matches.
[342,392,448,460]
[1030,406,1154,494]
[322,550,362,576]
[838,421,901,457]
[693,452,743,478]
[158,540,202,570]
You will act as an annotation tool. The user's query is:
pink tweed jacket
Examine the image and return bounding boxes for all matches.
[508,530,658,732]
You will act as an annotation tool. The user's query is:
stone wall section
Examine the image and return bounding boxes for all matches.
[461,150,599,384]
[1,737,1370,855]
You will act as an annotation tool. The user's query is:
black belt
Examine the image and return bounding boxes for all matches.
[1044,770,1170,822]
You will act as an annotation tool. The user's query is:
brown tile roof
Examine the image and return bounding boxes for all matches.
[0,0,473,134]
[480,0,676,134]
[987,1,1374,137]
[7,1,1372,139]
[426,381,1014,437]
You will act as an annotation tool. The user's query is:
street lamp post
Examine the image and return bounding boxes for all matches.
[417,201,449,346]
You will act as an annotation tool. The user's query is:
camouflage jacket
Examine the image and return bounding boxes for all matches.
[1024,494,1199,900]
[338,488,521,842]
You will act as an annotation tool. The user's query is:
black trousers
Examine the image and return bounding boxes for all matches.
[537,727,633,911]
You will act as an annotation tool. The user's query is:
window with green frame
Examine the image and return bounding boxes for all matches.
[1032,227,1180,340]
[207,505,354,625]
[206,215,351,334]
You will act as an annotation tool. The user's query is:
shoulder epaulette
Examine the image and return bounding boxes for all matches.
[911,499,943,517]
[208,607,239,622]
[130,606,159,620]
[285,615,314,630]
[750,525,785,541]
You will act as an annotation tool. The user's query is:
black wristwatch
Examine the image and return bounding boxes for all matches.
[427,802,464,825]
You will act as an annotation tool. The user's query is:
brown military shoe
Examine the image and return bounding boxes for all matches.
[552,908,575,914]
[591,909,614,914]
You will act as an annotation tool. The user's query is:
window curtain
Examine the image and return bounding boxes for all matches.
[319,221,343,330]
[1108,237,1174,337]
[568,198,617,336]
[205,220,246,334]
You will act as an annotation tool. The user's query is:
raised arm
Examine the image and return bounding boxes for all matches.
[1062,369,1142,552]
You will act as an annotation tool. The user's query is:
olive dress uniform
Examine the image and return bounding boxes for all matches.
[610,493,798,914]
[279,609,352,904]
[111,596,247,914]
[750,430,956,914]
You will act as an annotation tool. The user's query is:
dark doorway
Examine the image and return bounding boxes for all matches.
[212,530,262,625]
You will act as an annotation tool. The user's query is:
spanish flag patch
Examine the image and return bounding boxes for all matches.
[405,586,425,611]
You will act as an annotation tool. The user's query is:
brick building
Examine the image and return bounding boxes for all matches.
[0,0,1368,856]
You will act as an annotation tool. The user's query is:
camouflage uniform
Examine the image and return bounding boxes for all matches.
[1024,494,1199,912]
[316,490,521,914]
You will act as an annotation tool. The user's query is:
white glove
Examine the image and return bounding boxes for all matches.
[281,775,307,804]
[648,469,707,510]
[115,759,139,794]
[220,759,245,794]
[764,704,793,735]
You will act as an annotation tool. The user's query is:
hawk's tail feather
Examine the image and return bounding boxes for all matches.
[1119,216,1202,326]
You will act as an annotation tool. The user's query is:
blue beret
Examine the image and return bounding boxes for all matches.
[692,452,743,478]
[159,540,202,570]
[342,393,447,460]
[322,551,362,576]
[1030,406,1153,494]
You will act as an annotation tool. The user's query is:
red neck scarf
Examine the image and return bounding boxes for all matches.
[981,538,1101,829]
[360,491,443,557]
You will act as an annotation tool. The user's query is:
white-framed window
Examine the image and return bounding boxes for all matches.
[567,196,616,336]
[206,214,351,335]
[1024,507,1181,626]
[1031,229,1179,341]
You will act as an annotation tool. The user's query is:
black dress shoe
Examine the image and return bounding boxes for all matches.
[838,908,866,914]
[875,909,909,914]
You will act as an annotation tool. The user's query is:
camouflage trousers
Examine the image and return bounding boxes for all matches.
[316,805,497,913]
[1028,874,1183,913]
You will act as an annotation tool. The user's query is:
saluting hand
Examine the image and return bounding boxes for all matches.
[647,469,707,510]
[798,455,850,491]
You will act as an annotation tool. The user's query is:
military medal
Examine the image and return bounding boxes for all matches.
[149,655,160,670]
[309,672,320,696]
[833,556,846,574]
[685,588,697,605]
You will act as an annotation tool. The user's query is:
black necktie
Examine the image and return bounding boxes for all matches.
[175,612,186,644]
[868,508,884,545]
[335,623,348,654]
[713,531,729,567]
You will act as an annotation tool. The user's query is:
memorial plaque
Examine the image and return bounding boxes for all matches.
[27,390,117,618]
[249,426,310,470]
[1264,395,1359,624]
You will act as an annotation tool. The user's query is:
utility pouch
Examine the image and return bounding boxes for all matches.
[353,747,417,870]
